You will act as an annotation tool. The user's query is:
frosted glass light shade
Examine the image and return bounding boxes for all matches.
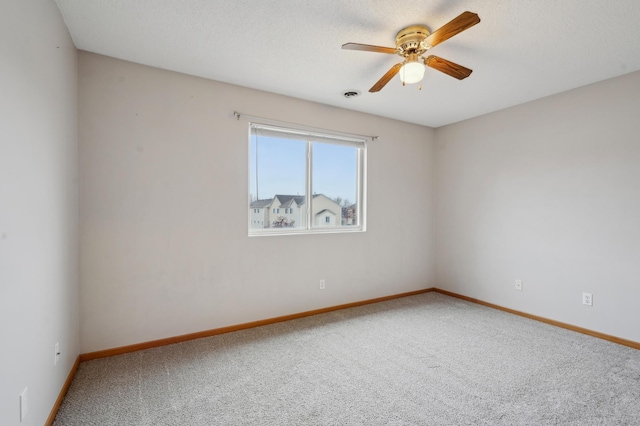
[399,62,425,84]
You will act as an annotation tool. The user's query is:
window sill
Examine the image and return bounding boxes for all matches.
[248,227,365,237]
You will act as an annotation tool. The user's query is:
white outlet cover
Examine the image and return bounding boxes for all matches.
[514,280,523,291]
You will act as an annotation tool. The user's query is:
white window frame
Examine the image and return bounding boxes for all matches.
[248,122,367,236]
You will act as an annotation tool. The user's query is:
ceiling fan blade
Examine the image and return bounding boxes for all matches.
[342,42,397,55]
[424,11,480,48]
[369,63,403,92]
[425,56,472,80]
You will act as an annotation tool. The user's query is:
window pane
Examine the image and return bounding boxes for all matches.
[249,123,365,235]
[249,134,306,229]
[311,142,358,228]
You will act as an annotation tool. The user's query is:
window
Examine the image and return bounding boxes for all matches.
[249,122,366,235]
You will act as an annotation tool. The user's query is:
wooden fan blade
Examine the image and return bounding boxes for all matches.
[424,11,480,48]
[425,56,472,80]
[369,63,403,92]
[342,42,397,55]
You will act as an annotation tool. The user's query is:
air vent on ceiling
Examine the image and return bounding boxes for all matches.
[342,90,361,98]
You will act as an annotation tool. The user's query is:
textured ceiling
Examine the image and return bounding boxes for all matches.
[54,0,640,128]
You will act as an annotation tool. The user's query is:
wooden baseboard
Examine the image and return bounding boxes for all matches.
[45,355,80,426]
[79,286,639,363]
[433,288,640,351]
[80,288,435,361]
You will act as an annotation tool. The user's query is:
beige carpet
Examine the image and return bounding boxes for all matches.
[54,292,640,425]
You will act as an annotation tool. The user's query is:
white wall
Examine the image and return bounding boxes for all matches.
[0,1,79,425]
[435,71,640,342]
[78,52,436,353]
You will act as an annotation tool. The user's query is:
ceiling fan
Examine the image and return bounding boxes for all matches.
[342,11,480,92]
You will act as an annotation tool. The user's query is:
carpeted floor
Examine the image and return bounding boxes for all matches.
[54,292,640,425]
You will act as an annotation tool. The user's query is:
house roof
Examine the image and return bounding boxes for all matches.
[275,195,306,207]
[252,194,339,209]
[316,209,337,216]
[250,199,273,208]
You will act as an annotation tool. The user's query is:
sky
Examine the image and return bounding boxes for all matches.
[249,135,358,204]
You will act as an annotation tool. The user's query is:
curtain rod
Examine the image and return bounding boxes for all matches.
[233,111,379,141]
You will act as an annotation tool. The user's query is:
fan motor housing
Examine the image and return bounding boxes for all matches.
[395,25,431,55]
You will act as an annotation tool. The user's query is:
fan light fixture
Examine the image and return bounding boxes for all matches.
[399,58,425,84]
[341,11,480,92]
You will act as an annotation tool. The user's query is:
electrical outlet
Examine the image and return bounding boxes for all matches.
[55,342,60,366]
[583,292,593,306]
[319,279,325,290]
[20,387,28,422]
[514,280,523,291]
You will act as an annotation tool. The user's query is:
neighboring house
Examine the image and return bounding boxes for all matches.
[310,195,341,227]
[343,203,357,226]
[249,198,273,229]
[249,194,343,229]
